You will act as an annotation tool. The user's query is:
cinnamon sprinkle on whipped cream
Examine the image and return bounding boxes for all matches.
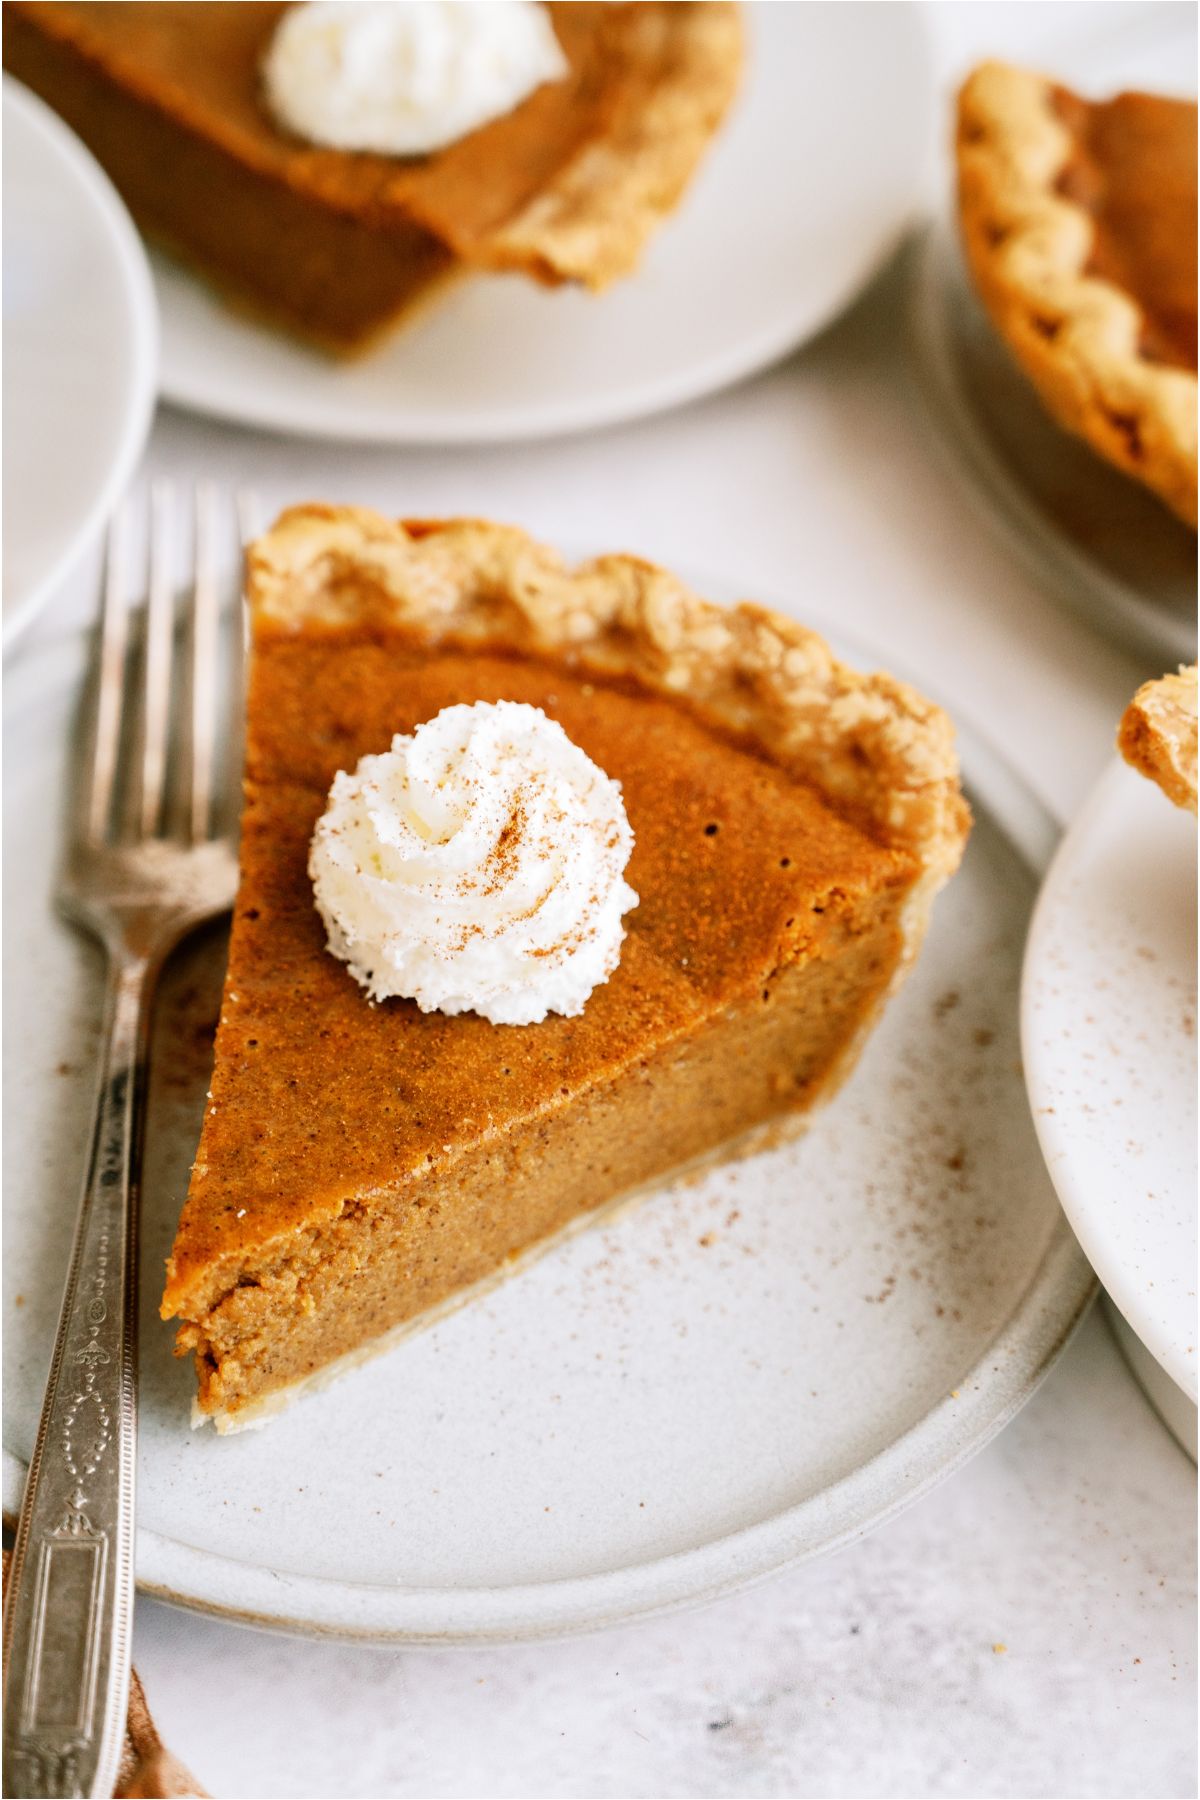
[309,701,637,1026]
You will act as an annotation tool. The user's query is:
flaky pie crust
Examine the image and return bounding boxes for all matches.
[1118,666,1198,813]
[249,507,971,891]
[475,2,744,290]
[956,61,1198,526]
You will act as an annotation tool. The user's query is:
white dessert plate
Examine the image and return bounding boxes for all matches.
[3,578,1094,1644]
[905,3,1197,669]
[1022,758,1197,1452]
[154,2,932,444]
[2,79,157,655]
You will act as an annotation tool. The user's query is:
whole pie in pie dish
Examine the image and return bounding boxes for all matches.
[2,1,743,353]
[1118,664,1198,812]
[160,510,970,1432]
[955,61,1198,526]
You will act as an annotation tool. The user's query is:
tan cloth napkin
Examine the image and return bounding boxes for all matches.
[3,1551,208,1798]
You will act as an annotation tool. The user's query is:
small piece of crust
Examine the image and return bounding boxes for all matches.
[956,61,1198,526]
[1118,666,1199,812]
[249,508,971,890]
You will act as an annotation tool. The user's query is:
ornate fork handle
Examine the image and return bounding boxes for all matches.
[3,952,150,1800]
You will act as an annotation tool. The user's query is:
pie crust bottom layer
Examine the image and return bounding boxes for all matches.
[196,1097,842,1436]
[183,901,916,1431]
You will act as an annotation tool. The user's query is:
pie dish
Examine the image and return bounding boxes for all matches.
[2,1,743,354]
[160,510,970,1432]
[1118,664,1198,812]
[955,61,1198,526]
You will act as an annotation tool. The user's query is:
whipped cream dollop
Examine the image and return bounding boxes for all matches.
[310,701,638,1027]
[262,1,568,157]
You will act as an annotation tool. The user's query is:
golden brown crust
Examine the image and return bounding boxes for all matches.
[955,61,1198,526]
[249,507,971,889]
[1118,665,1198,812]
[479,2,744,288]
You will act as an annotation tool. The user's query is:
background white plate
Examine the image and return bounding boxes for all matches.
[155,2,932,444]
[3,587,1094,1644]
[2,79,157,654]
[1022,759,1197,1448]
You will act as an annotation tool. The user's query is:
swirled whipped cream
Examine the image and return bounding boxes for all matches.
[263,1,568,157]
[309,701,638,1027]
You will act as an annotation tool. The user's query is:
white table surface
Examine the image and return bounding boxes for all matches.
[9,5,1196,1796]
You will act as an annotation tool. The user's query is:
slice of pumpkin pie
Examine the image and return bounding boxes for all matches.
[162,511,970,1431]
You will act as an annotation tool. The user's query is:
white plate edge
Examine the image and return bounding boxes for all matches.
[1,77,160,657]
[1020,757,1197,1403]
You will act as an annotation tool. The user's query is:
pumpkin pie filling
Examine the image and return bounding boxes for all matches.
[1053,88,1198,372]
[161,512,969,1431]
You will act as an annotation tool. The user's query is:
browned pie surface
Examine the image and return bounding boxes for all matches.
[163,628,916,1317]
[1054,87,1198,371]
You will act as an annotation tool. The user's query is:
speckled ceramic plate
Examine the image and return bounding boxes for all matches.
[1023,758,1197,1452]
[3,596,1094,1644]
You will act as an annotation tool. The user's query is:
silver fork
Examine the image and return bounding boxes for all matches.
[2,484,250,1800]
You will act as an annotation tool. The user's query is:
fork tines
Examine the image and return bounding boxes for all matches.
[80,484,257,853]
